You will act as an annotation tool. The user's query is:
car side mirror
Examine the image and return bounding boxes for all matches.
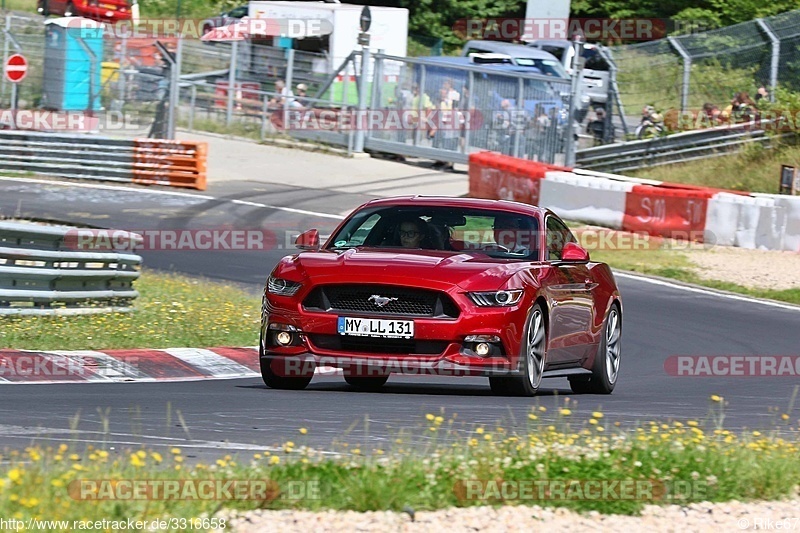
[295,229,320,251]
[561,242,590,262]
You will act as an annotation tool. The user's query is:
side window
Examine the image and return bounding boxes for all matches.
[582,48,610,71]
[546,216,575,261]
[349,214,380,246]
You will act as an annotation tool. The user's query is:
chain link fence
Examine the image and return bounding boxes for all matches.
[0,12,574,164]
[608,9,800,119]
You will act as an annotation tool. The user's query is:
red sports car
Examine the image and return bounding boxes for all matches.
[261,197,622,396]
[38,0,138,23]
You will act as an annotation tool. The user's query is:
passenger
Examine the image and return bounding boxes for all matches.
[397,218,428,249]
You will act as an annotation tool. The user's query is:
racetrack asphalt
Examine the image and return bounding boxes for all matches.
[1,175,799,460]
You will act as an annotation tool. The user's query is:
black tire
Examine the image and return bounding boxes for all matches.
[64,1,74,17]
[38,0,50,16]
[569,303,621,394]
[259,330,314,390]
[260,356,313,390]
[489,303,547,397]
[344,375,389,390]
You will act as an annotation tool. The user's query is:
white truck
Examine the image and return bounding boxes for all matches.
[247,1,409,75]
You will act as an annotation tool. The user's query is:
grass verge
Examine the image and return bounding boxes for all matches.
[591,247,800,305]
[0,270,260,351]
[2,399,799,528]
[628,138,799,194]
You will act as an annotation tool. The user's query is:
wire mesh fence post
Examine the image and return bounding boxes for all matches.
[513,77,523,158]
[368,50,384,144]
[118,35,127,103]
[188,83,196,132]
[756,18,780,103]
[169,38,182,139]
[226,40,238,127]
[463,70,474,153]
[260,93,269,140]
[667,36,691,115]
[2,14,10,105]
[283,48,295,131]
[415,63,425,147]
[353,46,370,153]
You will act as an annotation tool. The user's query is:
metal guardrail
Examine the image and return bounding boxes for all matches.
[575,122,790,173]
[0,130,208,189]
[0,221,142,316]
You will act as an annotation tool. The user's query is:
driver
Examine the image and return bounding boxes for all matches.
[493,215,537,255]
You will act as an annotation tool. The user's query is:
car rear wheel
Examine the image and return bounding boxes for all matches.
[38,0,49,16]
[489,304,546,397]
[64,1,74,17]
[344,375,389,390]
[569,304,621,394]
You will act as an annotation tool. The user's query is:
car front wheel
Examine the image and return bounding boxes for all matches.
[569,303,621,394]
[489,303,546,397]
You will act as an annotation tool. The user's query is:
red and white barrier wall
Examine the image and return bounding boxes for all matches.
[468,152,800,252]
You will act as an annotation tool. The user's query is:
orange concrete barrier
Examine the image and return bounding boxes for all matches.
[132,140,207,190]
[468,151,571,205]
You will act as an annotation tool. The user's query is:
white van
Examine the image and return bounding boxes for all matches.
[526,40,611,107]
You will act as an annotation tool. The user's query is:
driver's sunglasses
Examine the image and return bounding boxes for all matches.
[400,230,420,238]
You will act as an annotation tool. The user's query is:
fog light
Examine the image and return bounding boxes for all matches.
[276,331,292,346]
[475,342,490,356]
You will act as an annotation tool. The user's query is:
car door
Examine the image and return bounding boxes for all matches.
[542,216,595,364]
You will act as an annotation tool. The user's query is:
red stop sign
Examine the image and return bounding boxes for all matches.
[4,54,28,83]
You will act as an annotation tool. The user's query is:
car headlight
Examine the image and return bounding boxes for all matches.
[468,289,524,307]
[267,276,302,296]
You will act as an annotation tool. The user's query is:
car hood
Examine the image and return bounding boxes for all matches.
[274,248,542,292]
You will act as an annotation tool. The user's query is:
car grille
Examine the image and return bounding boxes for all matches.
[308,334,449,355]
[303,285,460,318]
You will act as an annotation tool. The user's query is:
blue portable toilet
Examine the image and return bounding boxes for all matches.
[42,18,104,111]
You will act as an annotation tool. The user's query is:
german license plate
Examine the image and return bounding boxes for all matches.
[337,317,414,339]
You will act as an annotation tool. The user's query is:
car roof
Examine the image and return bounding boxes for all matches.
[528,39,600,49]
[416,56,546,73]
[359,196,547,217]
[463,40,561,59]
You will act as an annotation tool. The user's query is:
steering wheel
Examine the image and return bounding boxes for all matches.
[482,243,510,253]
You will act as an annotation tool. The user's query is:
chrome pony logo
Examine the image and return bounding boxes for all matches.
[368,295,398,308]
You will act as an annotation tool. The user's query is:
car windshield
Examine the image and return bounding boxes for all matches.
[514,58,568,77]
[538,45,567,62]
[327,206,541,260]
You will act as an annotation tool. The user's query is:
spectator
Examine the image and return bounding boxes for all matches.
[722,92,756,122]
[701,102,721,126]
[410,84,435,143]
[292,83,309,109]
[432,85,458,170]
[269,79,294,109]
[496,99,525,156]
[755,86,769,107]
